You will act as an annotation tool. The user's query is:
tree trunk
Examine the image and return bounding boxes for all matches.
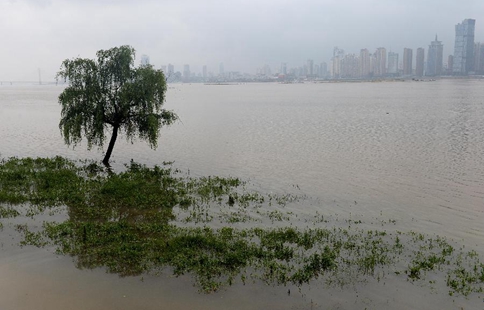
[103,125,119,166]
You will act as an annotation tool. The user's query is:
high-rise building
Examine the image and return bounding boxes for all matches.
[340,54,359,78]
[370,52,377,76]
[387,52,399,75]
[320,62,327,78]
[374,47,387,77]
[307,59,314,76]
[167,64,174,76]
[447,55,454,74]
[141,54,150,66]
[183,64,190,81]
[474,42,484,74]
[426,35,443,76]
[280,62,287,75]
[415,48,425,77]
[332,47,345,79]
[314,64,320,77]
[403,48,413,76]
[359,48,371,78]
[453,19,476,75]
[202,65,207,80]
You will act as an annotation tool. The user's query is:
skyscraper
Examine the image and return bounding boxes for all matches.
[387,52,399,75]
[280,62,287,75]
[474,42,484,74]
[168,64,175,77]
[374,47,386,77]
[415,48,425,77]
[140,54,150,66]
[403,48,413,76]
[426,35,443,76]
[340,54,359,78]
[447,55,454,75]
[453,19,476,75]
[320,62,328,78]
[359,48,370,78]
[183,64,190,81]
[332,47,344,79]
[307,59,314,76]
[202,65,207,80]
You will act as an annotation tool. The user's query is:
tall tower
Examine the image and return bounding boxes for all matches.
[387,52,399,75]
[202,65,207,80]
[415,48,425,77]
[140,54,150,66]
[453,19,476,75]
[374,47,386,77]
[403,48,413,76]
[167,64,174,75]
[426,35,443,76]
[307,59,314,76]
[448,55,454,74]
[320,62,327,78]
[280,62,287,75]
[473,42,484,74]
[359,48,370,78]
[183,64,190,81]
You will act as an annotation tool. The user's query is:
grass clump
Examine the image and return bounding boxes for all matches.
[1,156,483,296]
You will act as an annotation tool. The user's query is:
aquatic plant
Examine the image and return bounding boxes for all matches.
[0,157,483,296]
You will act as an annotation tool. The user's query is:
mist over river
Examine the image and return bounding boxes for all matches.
[1,80,483,309]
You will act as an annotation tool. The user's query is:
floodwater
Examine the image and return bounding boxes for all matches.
[0,80,483,309]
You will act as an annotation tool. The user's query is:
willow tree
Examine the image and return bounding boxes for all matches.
[57,45,177,165]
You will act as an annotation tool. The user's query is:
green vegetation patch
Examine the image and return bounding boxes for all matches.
[1,157,483,296]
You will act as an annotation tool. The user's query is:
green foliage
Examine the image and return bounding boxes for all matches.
[1,157,484,296]
[57,45,178,163]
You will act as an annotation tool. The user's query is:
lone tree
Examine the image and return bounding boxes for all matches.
[57,45,177,165]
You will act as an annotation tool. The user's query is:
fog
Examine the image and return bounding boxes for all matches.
[1,0,483,81]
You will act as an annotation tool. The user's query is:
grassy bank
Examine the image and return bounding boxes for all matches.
[0,157,483,295]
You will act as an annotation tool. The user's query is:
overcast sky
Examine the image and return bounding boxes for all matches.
[1,0,483,81]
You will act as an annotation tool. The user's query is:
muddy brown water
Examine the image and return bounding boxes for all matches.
[1,80,483,309]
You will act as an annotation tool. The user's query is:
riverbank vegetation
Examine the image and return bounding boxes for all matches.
[0,157,483,296]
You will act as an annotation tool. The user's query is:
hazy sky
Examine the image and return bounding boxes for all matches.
[1,0,483,81]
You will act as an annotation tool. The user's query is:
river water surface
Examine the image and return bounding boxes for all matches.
[0,80,483,309]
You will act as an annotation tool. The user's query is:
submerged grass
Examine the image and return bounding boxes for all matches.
[1,156,483,296]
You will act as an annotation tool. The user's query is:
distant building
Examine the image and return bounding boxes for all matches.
[426,35,443,76]
[280,62,287,75]
[387,52,399,75]
[370,52,377,76]
[453,19,475,75]
[403,48,413,76]
[359,48,371,78]
[258,64,271,76]
[374,47,387,77]
[167,64,174,75]
[183,64,190,81]
[415,48,425,77]
[141,54,150,66]
[447,55,454,75]
[474,42,484,74]
[202,65,207,80]
[307,59,314,77]
[320,62,328,78]
[332,47,345,79]
[340,54,359,78]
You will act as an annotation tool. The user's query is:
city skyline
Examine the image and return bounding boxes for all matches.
[1,1,484,81]
[157,22,482,81]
